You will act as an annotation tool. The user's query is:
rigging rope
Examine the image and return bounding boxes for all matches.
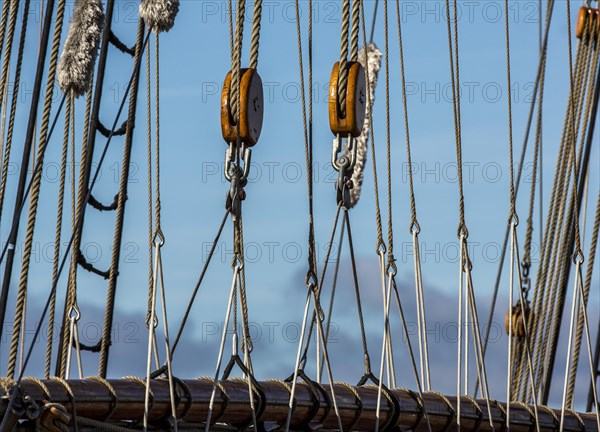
[443,1,496,429]
[0,28,151,429]
[338,0,351,116]
[7,0,67,379]
[0,0,28,222]
[0,0,18,116]
[98,19,146,378]
[45,90,73,379]
[394,0,431,390]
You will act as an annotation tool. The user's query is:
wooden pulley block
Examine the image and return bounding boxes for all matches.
[505,303,532,339]
[328,61,366,137]
[576,7,598,39]
[221,68,264,146]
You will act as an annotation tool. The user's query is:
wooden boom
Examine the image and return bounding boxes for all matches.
[0,377,597,431]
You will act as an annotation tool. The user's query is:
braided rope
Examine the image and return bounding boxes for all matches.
[7,0,67,379]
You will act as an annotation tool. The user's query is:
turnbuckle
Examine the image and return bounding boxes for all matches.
[332,133,357,207]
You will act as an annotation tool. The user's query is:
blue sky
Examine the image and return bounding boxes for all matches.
[0,0,598,410]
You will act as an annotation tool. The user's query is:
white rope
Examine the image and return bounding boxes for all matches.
[284,291,311,432]
[559,260,599,431]
[510,223,541,432]
[156,240,178,431]
[236,269,258,431]
[412,230,431,390]
[457,235,465,430]
[205,265,240,432]
[65,306,83,380]
[375,269,394,432]
[507,220,515,429]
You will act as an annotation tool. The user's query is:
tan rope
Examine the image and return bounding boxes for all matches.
[0,2,28,219]
[337,0,351,116]
[45,91,72,378]
[7,0,67,379]
[230,0,245,124]
[249,0,262,69]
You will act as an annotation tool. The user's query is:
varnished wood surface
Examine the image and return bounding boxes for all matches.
[0,378,596,431]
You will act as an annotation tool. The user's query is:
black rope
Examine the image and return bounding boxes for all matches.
[77,250,111,279]
[109,30,135,56]
[88,193,120,211]
[97,120,128,137]
[168,209,230,358]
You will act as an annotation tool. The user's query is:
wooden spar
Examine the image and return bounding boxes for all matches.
[0,378,596,431]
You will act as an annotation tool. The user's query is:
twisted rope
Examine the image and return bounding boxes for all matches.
[45,91,72,378]
[0,0,25,218]
[383,0,394,262]
[249,0,262,69]
[359,4,384,252]
[350,0,360,61]
[98,20,146,378]
[337,0,351,116]
[145,37,155,321]
[230,0,245,124]
[7,0,66,379]
[0,0,19,114]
